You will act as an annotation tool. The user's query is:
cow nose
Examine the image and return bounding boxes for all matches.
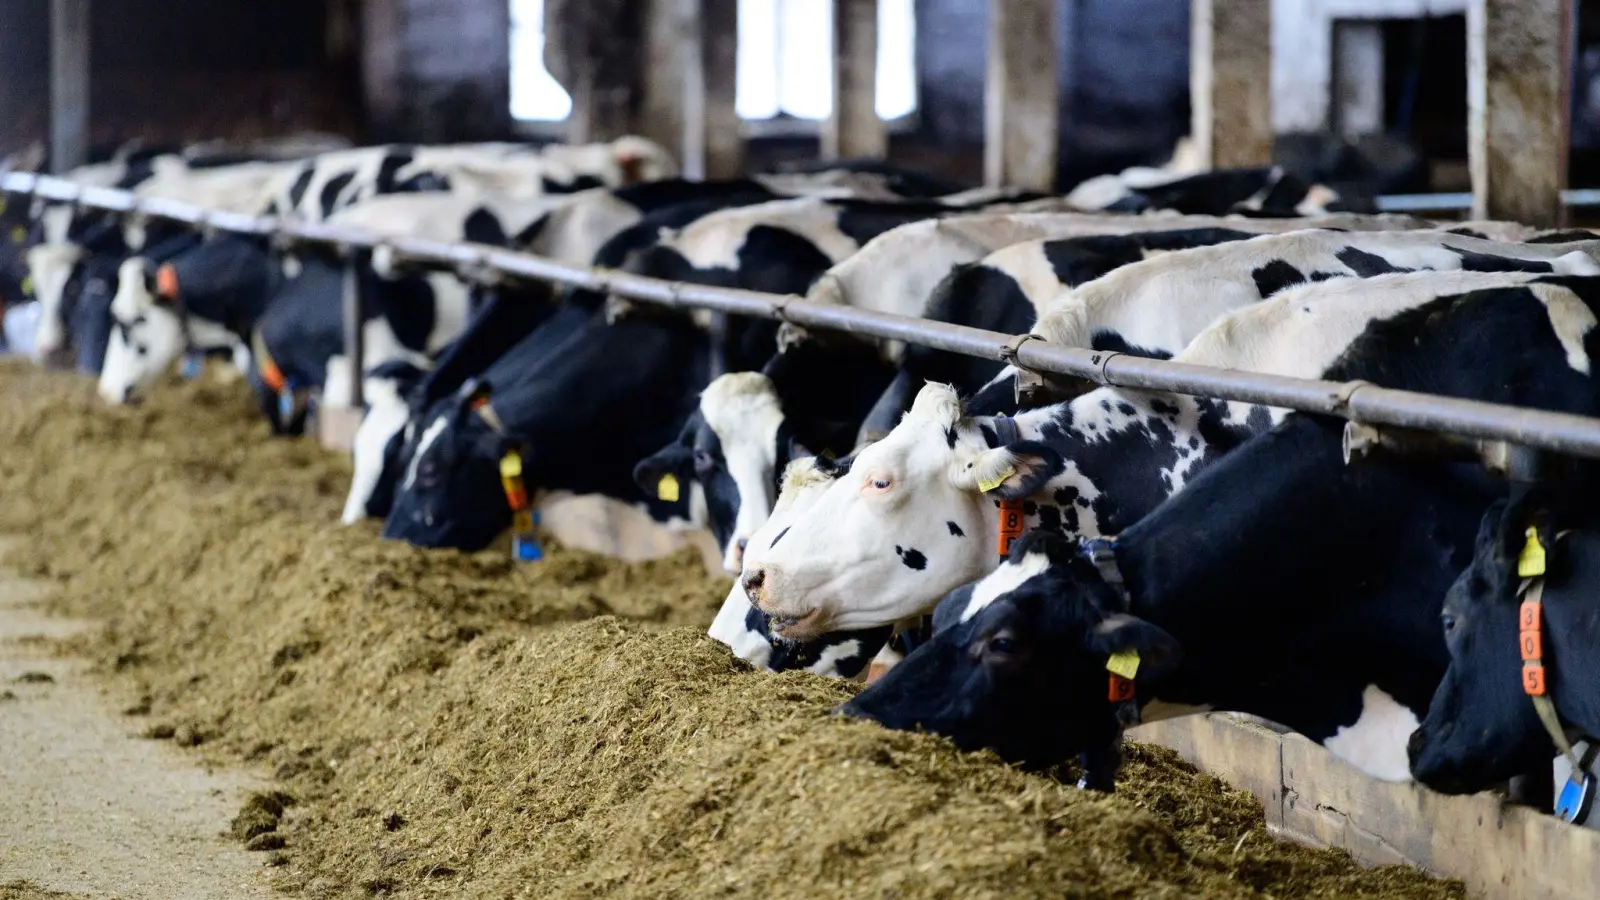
[741,568,766,604]
[737,538,749,552]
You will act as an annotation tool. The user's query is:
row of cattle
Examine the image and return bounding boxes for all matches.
[4,139,1597,824]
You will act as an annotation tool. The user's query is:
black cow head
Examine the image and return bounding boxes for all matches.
[380,380,515,551]
[840,531,1181,786]
[1409,496,1593,794]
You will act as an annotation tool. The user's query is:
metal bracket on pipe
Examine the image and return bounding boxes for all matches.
[453,248,503,288]
[1342,421,1485,466]
[1009,336,1107,409]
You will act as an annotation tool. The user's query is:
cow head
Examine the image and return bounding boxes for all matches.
[380,383,513,551]
[98,257,186,403]
[341,360,428,525]
[69,254,120,375]
[707,455,894,678]
[25,242,85,363]
[740,383,1061,640]
[633,372,804,573]
[841,531,1182,779]
[1408,498,1589,794]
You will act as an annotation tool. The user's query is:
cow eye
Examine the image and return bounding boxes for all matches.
[985,633,1019,657]
[693,449,716,474]
[863,474,893,494]
[1441,613,1457,633]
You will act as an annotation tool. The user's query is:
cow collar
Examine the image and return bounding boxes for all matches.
[1076,534,1140,728]
[1516,527,1596,823]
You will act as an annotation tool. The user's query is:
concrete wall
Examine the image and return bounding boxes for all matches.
[915,0,1190,186]
[0,0,360,158]
[363,0,515,142]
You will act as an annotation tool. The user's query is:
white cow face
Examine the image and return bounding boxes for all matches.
[98,258,184,404]
[25,242,84,361]
[341,375,414,525]
[741,384,1016,640]
[700,373,788,572]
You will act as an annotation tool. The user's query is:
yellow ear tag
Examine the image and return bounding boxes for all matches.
[1105,650,1141,680]
[1518,526,1547,578]
[657,473,680,503]
[977,465,1016,494]
[9,226,24,244]
[499,453,523,480]
[20,275,32,296]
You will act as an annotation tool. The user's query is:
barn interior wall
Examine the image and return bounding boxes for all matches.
[362,0,514,142]
[0,0,362,159]
[912,0,1190,186]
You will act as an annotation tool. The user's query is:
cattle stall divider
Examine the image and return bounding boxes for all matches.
[10,169,1600,897]
[11,169,1600,463]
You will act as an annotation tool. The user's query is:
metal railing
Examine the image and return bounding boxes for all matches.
[8,170,1600,461]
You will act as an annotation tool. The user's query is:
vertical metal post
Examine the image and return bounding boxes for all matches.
[342,255,366,410]
[50,0,90,174]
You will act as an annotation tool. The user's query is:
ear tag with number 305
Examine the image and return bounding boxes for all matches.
[657,473,680,503]
[1518,527,1547,578]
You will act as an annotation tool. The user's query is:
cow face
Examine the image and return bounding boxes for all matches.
[381,394,511,551]
[341,362,427,525]
[99,258,186,403]
[1409,501,1575,793]
[841,531,1181,770]
[634,373,794,573]
[25,242,85,362]
[741,383,1057,640]
[69,255,119,375]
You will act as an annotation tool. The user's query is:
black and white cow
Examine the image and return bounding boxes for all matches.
[732,269,1579,669]
[1066,165,1358,217]
[1409,493,1600,799]
[839,274,1600,789]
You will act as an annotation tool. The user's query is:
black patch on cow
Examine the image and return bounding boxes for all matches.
[513,213,550,250]
[1088,332,1173,360]
[462,208,508,247]
[543,174,606,193]
[319,172,356,219]
[1308,270,1342,282]
[947,521,965,537]
[1116,402,1137,417]
[286,168,316,212]
[610,178,774,214]
[1451,248,1554,273]
[1446,227,1489,239]
[1149,398,1180,417]
[770,526,791,549]
[375,147,416,194]
[831,200,955,247]
[945,426,959,449]
[1528,229,1599,244]
[1251,260,1307,297]
[895,546,928,570]
[1335,246,1411,276]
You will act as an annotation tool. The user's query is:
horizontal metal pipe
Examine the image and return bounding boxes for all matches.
[1376,188,1600,213]
[8,170,1600,460]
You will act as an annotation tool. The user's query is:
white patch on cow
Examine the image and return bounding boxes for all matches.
[983,241,1070,318]
[1065,174,1134,210]
[24,242,83,359]
[401,414,451,493]
[699,372,787,572]
[341,376,411,525]
[806,640,866,677]
[959,550,1053,622]
[1527,282,1599,374]
[1295,184,1341,216]
[664,197,865,272]
[1320,684,1420,782]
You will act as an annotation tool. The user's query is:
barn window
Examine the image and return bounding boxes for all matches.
[509,0,917,125]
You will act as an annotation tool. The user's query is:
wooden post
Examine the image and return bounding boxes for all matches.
[1332,20,1384,140]
[49,0,89,174]
[1469,0,1573,227]
[984,0,1058,191]
[1190,0,1273,169]
[641,0,695,166]
[824,0,886,160]
[700,0,743,179]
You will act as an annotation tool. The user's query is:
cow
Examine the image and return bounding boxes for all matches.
[737,268,1580,653]
[380,193,987,550]
[1409,493,1600,808]
[1065,165,1359,217]
[837,274,1600,790]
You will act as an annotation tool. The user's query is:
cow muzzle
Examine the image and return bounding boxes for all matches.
[742,566,826,641]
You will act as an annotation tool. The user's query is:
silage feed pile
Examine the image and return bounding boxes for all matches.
[0,360,1462,899]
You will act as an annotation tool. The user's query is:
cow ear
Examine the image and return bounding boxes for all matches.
[787,435,815,462]
[967,440,1064,501]
[632,445,693,496]
[1086,614,1183,681]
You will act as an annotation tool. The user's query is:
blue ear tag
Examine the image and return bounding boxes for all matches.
[1556,771,1595,824]
[512,534,543,562]
[277,390,295,422]
[181,353,203,380]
